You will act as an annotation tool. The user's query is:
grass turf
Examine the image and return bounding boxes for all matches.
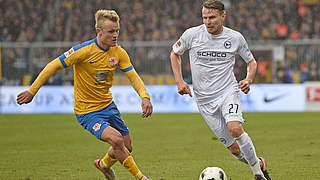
[0,112,319,180]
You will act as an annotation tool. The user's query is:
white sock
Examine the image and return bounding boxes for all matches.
[235,132,263,175]
[232,152,248,164]
[250,160,264,176]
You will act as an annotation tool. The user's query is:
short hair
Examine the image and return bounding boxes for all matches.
[202,0,225,13]
[95,9,119,28]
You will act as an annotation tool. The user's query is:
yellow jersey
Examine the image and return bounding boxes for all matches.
[58,38,146,114]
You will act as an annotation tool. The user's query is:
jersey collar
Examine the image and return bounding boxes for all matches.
[94,38,109,52]
[205,25,225,38]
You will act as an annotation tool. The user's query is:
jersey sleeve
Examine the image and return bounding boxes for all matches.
[28,58,63,95]
[237,33,254,63]
[118,48,134,72]
[118,48,150,99]
[172,28,193,55]
[125,69,150,99]
[58,45,88,68]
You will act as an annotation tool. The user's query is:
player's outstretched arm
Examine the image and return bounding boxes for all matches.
[170,51,192,97]
[124,69,153,117]
[16,58,63,105]
[238,58,257,94]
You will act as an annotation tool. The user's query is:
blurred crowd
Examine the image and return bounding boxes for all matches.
[274,44,320,83]
[228,0,320,40]
[2,0,320,42]
[1,0,320,85]
[0,0,55,42]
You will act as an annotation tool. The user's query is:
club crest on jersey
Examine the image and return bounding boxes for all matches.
[177,41,181,47]
[93,123,101,132]
[224,41,231,49]
[109,57,117,66]
[64,48,74,58]
[175,40,182,48]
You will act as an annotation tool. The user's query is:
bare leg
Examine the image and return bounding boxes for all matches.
[100,126,130,163]
[123,134,132,153]
[99,127,147,179]
[107,134,132,159]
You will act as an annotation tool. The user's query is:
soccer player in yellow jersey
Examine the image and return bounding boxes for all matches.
[17,9,152,180]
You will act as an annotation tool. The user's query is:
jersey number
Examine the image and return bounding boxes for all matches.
[228,103,239,113]
[96,70,110,82]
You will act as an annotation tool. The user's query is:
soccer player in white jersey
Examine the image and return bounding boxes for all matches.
[170,1,271,180]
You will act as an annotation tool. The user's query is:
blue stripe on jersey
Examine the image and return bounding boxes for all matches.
[74,38,96,51]
[94,38,108,52]
[58,38,96,68]
[121,66,133,72]
[59,58,67,68]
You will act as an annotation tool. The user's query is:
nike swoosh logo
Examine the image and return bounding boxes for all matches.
[263,94,286,103]
[89,61,96,64]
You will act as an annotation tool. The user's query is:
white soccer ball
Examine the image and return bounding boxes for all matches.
[199,167,227,180]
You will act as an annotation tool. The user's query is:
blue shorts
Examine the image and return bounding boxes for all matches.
[75,102,129,140]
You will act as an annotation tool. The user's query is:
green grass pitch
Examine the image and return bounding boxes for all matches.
[0,112,319,180]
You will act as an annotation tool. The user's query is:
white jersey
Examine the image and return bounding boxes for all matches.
[172,25,254,105]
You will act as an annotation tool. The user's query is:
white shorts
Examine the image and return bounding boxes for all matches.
[197,91,245,148]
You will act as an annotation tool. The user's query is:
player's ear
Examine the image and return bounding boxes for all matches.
[96,27,101,35]
[222,11,226,19]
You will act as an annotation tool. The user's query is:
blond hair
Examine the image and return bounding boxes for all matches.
[95,9,119,28]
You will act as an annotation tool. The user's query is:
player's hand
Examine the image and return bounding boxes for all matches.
[177,81,192,97]
[141,98,153,118]
[17,90,34,105]
[238,79,252,94]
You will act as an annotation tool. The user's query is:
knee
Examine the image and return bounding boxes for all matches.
[227,123,244,138]
[110,135,125,149]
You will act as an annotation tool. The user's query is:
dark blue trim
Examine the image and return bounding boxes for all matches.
[74,38,96,51]
[121,65,133,72]
[59,57,67,68]
[94,38,108,52]
[58,39,96,67]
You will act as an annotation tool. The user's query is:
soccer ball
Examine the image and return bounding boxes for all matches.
[199,167,227,180]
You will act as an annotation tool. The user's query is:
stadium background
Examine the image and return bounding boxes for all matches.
[1,0,320,113]
[1,0,320,179]
[1,0,320,86]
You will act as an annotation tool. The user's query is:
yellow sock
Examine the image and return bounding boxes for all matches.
[101,153,117,169]
[122,156,144,180]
